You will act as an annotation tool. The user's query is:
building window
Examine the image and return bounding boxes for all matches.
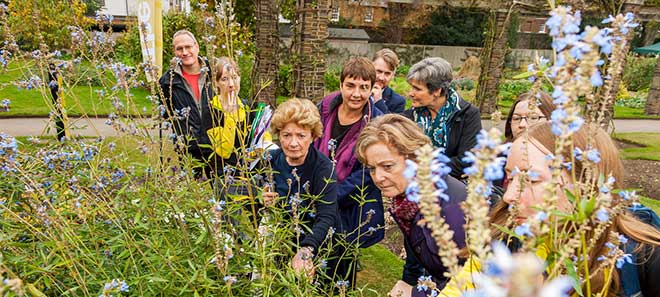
[331,7,340,22]
[364,7,373,23]
[538,22,547,33]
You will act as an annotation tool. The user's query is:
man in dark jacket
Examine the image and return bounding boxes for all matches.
[159,30,217,176]
[371,48,406,114]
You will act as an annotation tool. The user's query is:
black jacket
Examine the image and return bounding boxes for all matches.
[159,57,217,159]
[269,146,338,251]
[402,97,481,180]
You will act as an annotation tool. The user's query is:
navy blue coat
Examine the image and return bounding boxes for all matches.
[269,146,339,251]
[391,174,467,296]
[374,86,406,114]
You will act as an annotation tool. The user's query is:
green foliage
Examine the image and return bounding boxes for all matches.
[395,64,411,77]
[324,65,341,92]
[413,7,487,46]
[623,56,656,91]
[616,96,647,109]
[83,0,103,16]
[497,79,533,102]
[451,78,475,91]
[6,0,91,50]
[507,12,520,48]
[277,63,294,97]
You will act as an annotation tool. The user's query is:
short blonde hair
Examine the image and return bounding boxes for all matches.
[271,98,323,139]
[373,48,400,71]
[356,114,430,163]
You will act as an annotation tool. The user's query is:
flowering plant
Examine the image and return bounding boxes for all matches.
[403,6,646,297]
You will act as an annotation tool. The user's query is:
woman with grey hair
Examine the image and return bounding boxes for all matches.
[402,57,481,181]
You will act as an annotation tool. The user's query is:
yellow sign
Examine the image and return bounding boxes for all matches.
[138,0,163,82]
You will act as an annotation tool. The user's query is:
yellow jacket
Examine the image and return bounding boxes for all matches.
[439,246,550,296]
[206,96,272,159]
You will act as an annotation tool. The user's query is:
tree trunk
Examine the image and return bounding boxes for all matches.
[476,9,510,115]
[253,0,279,105]
[387,2,406,44]
[293,0,328,102]
[645,55,660,115]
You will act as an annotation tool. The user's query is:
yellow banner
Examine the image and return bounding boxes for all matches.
[137,0,163,82]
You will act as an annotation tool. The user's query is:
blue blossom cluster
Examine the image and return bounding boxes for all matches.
[16,75,43,90]
[39,143,98,170]
[95,12,114,24]
[0,99,9,112]
[461,130,510,198]
[99,278,129,297]
[404,148,454,204]
[0,133,18,174]
[0,49,10,68]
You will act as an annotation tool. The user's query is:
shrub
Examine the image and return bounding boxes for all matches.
[497,79,533,102]
[623,55,656,91]
[451,78,475,91]
[324,64,341,92]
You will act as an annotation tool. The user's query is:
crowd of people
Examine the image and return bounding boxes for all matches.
[158,30,660,296]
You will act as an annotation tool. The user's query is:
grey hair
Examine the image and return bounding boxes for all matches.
[172,29,198,47]
[406,57,453,96]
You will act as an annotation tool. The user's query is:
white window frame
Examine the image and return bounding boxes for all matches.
[331,7,340,22]
[364,7,373,23]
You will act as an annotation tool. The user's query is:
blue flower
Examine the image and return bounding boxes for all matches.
[590,70,603,87]
[483,160,504,181]
[403,159,418,180]
[619,190,636,200]
[618,234,629,244]
[595,208,609,222]
[514,223,534,237]
[535,211,548,221]
[616,254,633,268]
[405,181,421,203]
[573,147,583,161]
[586,149,601,163]
[416,275,432,291]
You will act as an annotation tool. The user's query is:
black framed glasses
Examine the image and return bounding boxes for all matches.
[511,114,546,123]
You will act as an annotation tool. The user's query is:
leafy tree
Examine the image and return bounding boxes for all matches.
[7,0,91,50]
[83,0,103,16]
[413,7,487,46]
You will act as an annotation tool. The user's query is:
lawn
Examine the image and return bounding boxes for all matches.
[357,244,404,296]
[0,60,153,117]
[612,132,660,161]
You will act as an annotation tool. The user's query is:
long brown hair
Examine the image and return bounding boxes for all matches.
[492,122,660,296]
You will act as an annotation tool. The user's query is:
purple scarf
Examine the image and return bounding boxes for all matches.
[315,92,372,182]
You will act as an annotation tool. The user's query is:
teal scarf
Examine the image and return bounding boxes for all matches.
[413,88,460,149]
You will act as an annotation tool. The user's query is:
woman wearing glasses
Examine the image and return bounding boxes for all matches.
[504,91,554,142]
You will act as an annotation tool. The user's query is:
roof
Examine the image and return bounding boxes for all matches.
[279,24,370,41]
[634,42,660,55]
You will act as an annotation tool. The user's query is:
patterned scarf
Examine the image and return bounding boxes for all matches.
[414,88,460,149]
[391,194,420,236]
